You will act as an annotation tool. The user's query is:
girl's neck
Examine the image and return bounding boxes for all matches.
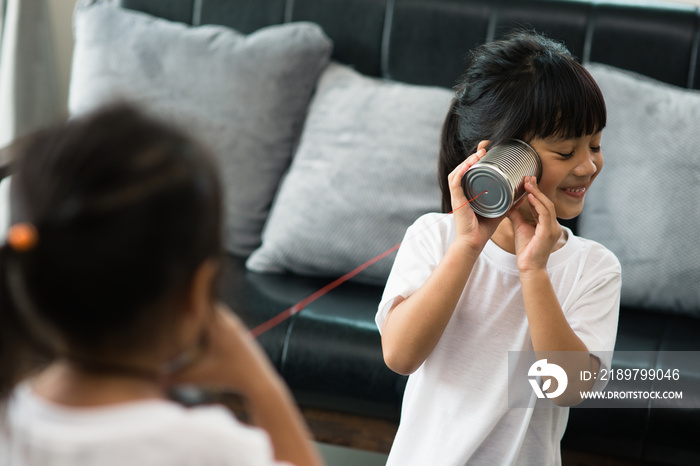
[489,217,568,255]
[490,201,536,254]
[491,218,518,254]
[32,360,166,407]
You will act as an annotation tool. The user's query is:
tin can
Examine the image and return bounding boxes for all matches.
[461,139,542,218]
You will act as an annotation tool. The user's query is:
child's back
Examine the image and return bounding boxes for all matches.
[0,105,322,466]
[3,383,278,465]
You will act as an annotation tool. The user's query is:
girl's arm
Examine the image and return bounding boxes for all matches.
[228,314,323,466]
[170,306,323,466]
[519,268,601,406]
[509,177,600,406]
[381,147,502,375]
[381,239,481,375]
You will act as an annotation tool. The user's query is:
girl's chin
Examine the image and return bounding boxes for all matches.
[515,196,583,221]
[555,200,585,220]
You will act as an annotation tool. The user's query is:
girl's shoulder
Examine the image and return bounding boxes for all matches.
[566,229,621,274]
[408,212,455,239]
[4,382,277,464]
[403,212,456,254]
[410,211,452,229]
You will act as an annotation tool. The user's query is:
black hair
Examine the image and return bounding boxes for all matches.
[438,30,607,212]
[0,104,222,397]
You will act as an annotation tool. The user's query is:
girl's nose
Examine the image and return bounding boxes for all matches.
[573,151,599,177]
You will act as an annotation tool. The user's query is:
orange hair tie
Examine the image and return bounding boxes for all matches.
[7,223,39,252]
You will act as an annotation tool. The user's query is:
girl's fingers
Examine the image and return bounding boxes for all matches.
[466,147,487,167]
[527,194,551,226]
[466,148,487,169]
[524,178,562,245]
[447,149,488,225]
[449,149,486,188]
[448,149,487,213]
[524,177,554,215]
[508,204,525,229]
[527,193,542,224]
[523,176,542,196]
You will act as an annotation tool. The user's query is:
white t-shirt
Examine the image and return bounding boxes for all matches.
[0,382,290,466]
[376,213,621,466]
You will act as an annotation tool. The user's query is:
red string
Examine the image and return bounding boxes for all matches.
[249,192,485,338]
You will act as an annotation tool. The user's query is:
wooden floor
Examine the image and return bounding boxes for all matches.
[218,393,665,466]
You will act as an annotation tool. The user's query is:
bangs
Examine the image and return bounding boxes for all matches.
[520,60,607,140]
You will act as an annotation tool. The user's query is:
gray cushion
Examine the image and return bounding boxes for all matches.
[581,63,700,316]
[246,62,451,285]
[69,0,332,256]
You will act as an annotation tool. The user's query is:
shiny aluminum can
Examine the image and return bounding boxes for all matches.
[461,139,542,218]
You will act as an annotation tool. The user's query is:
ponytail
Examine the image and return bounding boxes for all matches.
[438,98,466,213]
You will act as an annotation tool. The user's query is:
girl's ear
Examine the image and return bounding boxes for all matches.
[477,140,491,153]
[186,259,220,322]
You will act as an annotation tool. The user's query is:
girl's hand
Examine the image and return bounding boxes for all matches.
[508,176,562,273]
[165,303,278,395]
[167,304,324,466]
[448,147,504,252]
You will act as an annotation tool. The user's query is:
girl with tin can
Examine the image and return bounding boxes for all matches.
[376,31,621,465]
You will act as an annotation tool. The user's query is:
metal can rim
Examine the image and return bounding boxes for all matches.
[463,164,513,218]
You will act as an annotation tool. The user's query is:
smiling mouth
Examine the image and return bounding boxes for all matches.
[561,186,587,198]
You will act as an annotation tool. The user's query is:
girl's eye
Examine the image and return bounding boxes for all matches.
[556,151,575,158]
[591,146,601,153]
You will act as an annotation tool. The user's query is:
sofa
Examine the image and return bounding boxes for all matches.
[18,0,700,464]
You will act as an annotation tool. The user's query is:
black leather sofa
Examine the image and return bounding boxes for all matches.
[109,0,700,464]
